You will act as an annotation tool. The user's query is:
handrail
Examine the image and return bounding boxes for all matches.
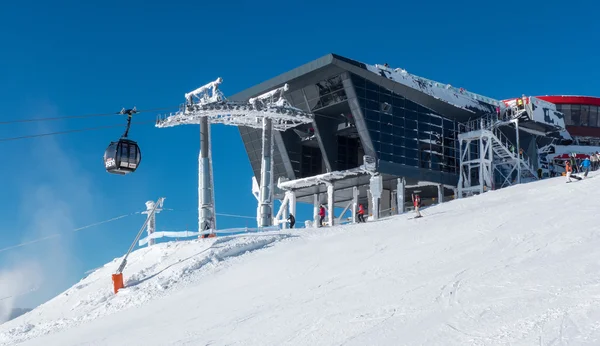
[458,113,536,174]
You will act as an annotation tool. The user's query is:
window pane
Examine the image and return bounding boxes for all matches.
[581,105,590,126]
[590,106,598,127]
[561,104,572,125]
[571,105,581,125]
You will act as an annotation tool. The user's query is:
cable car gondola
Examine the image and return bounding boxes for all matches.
[104,107,142,175]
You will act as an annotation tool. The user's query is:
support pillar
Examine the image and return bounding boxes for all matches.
[287,190,296,220]
[369,175,383,221]
[515,119,521,184]
[281,199,289,229]
[381,189,391,217]
[313,193,319,228]
[352,186,358,223]
[142,200,161,246]
[258,117,274,228]
[199,117,215,234]
[437,184,443,204]
[327,183,334,227]
[397,178,405,214]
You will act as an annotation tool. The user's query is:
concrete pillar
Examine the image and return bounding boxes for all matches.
[381,189,391,217]
[397,178,405,214]
[437,184,443,204]
[369,175,383,221]
[281,199,289,229]
[313,193,319,228]
[352,186,358,223]
[327,183,334,227]
[288,190,296,219]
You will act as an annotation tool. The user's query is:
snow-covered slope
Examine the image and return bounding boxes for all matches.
[3,172,600,345]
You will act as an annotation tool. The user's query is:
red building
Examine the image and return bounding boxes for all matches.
[536,95,600,145]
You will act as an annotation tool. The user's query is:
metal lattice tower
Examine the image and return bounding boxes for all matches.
[156,78,313,231]
[457,113,539,198]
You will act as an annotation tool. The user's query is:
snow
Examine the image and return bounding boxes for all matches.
[366,64,501,115]
[4,171,600,345]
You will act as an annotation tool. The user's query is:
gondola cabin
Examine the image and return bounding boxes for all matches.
[104,139,141,175]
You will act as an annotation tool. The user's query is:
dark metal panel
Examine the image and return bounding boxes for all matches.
[377,160,459,186]
[342,71,377,159]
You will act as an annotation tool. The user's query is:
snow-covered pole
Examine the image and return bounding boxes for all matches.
[313,194,319,228]
[258,117,274,228]
[397,178,405,214]
[113,197,165,294]
[369,175,383,221]
[515,119,521,184]
[288,190,296,220]
[352,186,358,223]
[142,200,162,247]
[327,183,334,227]
[199,117,215,234]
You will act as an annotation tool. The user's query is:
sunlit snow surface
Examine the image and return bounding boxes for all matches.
[3,172,600,345]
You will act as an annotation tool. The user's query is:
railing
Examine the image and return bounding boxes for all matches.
[458,114,535,174]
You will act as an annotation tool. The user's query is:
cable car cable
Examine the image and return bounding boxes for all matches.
[0,107,173,126]
[0,120,158,143]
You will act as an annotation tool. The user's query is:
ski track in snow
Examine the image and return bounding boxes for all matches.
[3,172,600,345]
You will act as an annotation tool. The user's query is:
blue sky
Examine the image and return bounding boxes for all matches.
[0,0,597,309]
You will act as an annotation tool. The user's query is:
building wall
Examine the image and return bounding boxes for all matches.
[536,96,600,141]
[349,73,460,176]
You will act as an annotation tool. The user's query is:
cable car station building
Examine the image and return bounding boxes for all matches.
[230,54,571,225]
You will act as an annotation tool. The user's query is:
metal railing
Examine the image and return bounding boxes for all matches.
[458,114,536,176]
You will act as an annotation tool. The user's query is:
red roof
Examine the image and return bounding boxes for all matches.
[536,95,600,107]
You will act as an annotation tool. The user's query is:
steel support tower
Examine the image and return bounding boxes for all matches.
[156,78,313,232]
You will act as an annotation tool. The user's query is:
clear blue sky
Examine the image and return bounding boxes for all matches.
[0,0,597,308]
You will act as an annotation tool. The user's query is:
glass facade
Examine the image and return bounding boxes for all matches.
[556,104,600,127]
[350,73,459,174]
[286,74,348,113]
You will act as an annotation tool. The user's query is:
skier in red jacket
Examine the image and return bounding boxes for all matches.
[319,205,326,227]
[357,204,366,223]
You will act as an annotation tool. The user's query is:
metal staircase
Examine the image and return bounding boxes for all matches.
[457,112,539,198]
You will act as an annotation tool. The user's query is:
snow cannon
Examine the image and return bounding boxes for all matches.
[112,273,124,294]
[111,197,166,295]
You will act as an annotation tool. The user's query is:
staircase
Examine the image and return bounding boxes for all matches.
[457,113,539,198]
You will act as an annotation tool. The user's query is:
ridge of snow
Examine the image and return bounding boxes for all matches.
[4,171,600,345]
[0,233,294,345]
[366,64,500,115]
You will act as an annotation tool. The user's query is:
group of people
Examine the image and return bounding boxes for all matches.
[564,153,594,182]
[286,193,423,228]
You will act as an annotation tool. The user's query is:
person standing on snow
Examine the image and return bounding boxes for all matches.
[565,161,581,182]
[581,156,591,178]
[287,213,295,229]
[318,205,326,227]
[412,193,422,218]
[357,204,366,223]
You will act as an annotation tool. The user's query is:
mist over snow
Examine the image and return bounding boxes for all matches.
[0,105,102,317]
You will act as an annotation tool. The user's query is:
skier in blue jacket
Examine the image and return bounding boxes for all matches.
[581,156,592,178]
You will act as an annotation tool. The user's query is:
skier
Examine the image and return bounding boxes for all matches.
[570,153,578,173]
[318,205,326,227]
[412,193,422,218]
[287,213,295,229]
[357,204,366,223]
[581,156,591,178]
[565,161,581,182]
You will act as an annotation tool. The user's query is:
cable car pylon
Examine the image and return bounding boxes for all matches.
[155,78,313,234]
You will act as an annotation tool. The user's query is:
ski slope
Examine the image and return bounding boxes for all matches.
[3,172,600,345]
